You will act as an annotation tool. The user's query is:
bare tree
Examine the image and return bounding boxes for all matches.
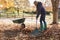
[51,0,59,24]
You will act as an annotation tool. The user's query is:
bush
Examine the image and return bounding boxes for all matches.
[23,11,36,14]
[46,11,50,15]
[23,11,53,15]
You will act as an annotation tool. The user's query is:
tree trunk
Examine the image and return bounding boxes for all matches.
[53,11,58,24]
[51,0,59,24]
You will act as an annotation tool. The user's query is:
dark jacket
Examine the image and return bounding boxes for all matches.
[36,2,46,19]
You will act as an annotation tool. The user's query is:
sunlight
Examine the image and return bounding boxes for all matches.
[29,0,46,6]
[0,5,3,7]
[29,0,35,6]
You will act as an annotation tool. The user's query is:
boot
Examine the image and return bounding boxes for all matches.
[39,24,44,32]
[44,23,47,30]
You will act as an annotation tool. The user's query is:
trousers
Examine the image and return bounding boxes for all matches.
[39,15,47,31]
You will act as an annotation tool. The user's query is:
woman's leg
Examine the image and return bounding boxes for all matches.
[43,20,47,30]
[40,17,43,32]
[42,16,47,30]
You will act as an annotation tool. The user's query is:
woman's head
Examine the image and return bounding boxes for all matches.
[34,1,42,6]
[34,1,38,6]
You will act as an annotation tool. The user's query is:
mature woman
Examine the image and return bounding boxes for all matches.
[31,1,47,35]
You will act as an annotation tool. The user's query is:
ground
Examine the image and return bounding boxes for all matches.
[0,14,60,40]
[0,23,60,40]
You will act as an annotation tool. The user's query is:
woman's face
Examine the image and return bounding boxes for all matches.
[34,2,38,6]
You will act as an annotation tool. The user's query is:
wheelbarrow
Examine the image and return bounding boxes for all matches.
[13,18,25,23]
[12,18,25,28]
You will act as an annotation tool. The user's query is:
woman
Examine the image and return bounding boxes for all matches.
[31,1,47,36]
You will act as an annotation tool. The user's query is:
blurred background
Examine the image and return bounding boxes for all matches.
[0,0,60,24]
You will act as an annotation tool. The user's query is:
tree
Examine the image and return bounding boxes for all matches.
[14,0,30,16]
[51,0,59,24]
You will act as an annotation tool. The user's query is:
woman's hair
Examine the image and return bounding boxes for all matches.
[34,1,42,5]
[34,1,38,4]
